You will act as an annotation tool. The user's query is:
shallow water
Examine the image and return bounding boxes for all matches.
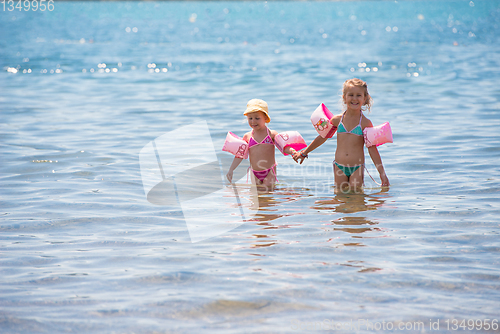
[1,1,500,333]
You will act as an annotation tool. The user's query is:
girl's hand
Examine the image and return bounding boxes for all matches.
[226,170,233,183]
[380,174,390,187]
[293,150,307,164]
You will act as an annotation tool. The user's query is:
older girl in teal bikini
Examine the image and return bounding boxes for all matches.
[294,78,390,190]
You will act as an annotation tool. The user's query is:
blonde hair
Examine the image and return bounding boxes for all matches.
[341,78,373,112]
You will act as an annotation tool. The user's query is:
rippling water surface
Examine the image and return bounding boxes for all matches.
[1,1,500,333]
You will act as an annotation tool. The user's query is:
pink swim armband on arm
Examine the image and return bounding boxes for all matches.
[274,131,307,156]
[311,103,337,138]
[222,132,249,159]
[363,122,393,147]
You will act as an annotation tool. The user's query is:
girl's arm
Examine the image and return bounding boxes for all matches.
[283,146,297,156]
[271,130,297,157]
[226,157,243,183]
[292,135,328,164]
[368,146,389,186]
[227,131,251,182]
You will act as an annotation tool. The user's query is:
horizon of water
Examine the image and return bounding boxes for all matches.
[1,1,500,333]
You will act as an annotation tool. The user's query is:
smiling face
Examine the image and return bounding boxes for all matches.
[246,111,267,130]
[343,85,367,112]
[341,78,372,113]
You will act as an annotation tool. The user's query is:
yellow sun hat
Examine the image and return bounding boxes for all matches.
[243,99,271,123]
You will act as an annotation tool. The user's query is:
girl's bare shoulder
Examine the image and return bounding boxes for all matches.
[361,114,374,128]
[330,113,343,127]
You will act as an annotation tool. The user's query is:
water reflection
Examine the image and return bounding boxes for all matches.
[249,185,311,223]
[312,189,389,214]
[313,189,391,250]
[340,260,383,273]
[247,234,279,249]
[240,186,310,249]
[332,216,379,234]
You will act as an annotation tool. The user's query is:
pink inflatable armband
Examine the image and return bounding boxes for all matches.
[311,103,337,138]
[363,122,393,147]
[274,131,307,156]
[222,132,249,159]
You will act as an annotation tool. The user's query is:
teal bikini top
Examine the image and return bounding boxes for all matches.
[337,113,363,136]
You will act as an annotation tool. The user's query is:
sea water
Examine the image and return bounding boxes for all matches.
[1,1,500,333]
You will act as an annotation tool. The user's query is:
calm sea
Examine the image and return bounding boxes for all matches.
[1,1,500,333]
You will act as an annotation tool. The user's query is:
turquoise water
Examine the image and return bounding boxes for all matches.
[1,1,500,333]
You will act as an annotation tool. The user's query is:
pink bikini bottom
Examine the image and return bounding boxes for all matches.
[249,164,277,183]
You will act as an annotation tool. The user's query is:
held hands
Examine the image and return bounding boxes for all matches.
[292,150,308,164]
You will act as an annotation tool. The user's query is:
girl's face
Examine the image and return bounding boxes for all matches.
[343,85,366,112]
[246,111,267,129]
